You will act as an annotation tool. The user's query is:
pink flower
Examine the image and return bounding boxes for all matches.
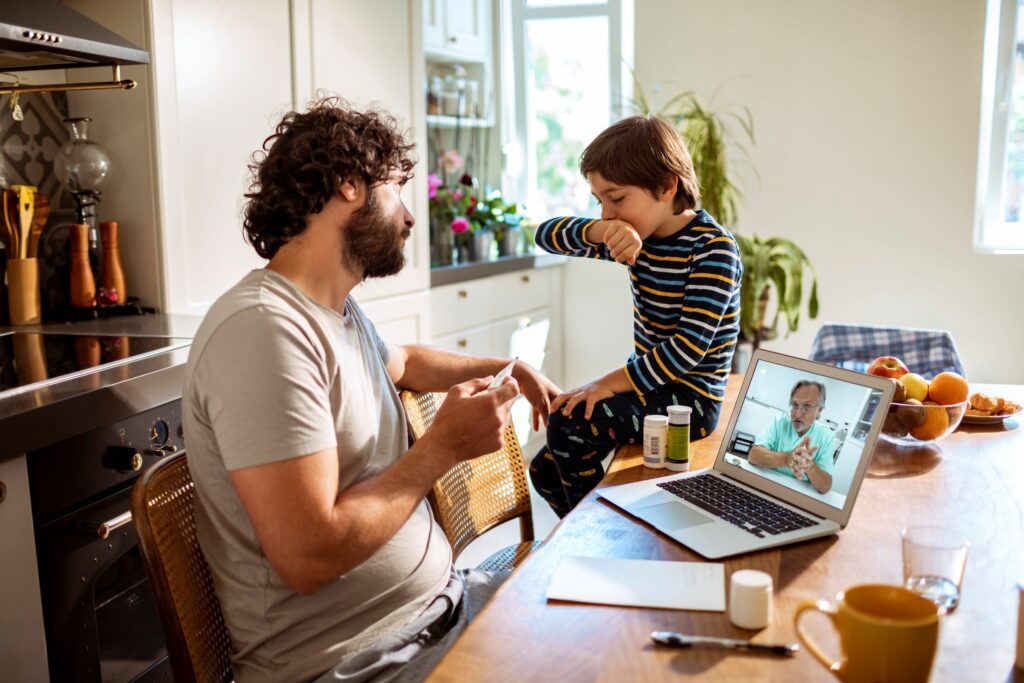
[450,217,469,234]
[428,173,442,200]
[439,149,463,173]
[452,189,464,201]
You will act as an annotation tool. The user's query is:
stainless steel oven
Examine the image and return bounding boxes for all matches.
[28,399,183,682]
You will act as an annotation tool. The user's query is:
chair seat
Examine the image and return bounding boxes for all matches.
[476,540,542,572]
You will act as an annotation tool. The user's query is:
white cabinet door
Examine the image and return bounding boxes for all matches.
[359,291,430,346]
[307,0,430,304]
[493,308,551,445]
[151,0,292,315]
[443,0,488,61]
[423,0,446,52]
[432,323,497,357]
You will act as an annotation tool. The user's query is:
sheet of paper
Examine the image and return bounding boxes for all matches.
[546,555,725,611]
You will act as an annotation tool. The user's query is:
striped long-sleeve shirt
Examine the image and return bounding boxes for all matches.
[536,210,742,402]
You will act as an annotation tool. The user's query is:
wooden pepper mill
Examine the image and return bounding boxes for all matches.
[99,220,126,305]
[69,223,96,308]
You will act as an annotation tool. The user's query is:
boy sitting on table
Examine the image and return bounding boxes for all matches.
[529,115,743,517]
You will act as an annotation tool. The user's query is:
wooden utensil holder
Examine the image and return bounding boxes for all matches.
[7,257,41,325]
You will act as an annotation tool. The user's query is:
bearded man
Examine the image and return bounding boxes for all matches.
[182,98,560,682]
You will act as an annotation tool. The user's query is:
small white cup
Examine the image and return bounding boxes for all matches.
[729,569,773,630]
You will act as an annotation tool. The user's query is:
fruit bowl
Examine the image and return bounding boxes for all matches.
[879,400,968,446]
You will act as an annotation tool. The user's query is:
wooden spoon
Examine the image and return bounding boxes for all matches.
[13,185,35,259]
[2,189,20,258]
[27,193,50,258]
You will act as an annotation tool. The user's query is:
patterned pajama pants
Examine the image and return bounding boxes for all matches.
[529,385,721,518]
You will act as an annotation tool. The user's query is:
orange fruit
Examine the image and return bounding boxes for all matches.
[927,372,969,406]
[910,402,950,441]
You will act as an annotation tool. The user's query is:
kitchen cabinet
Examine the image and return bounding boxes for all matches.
[429,265,564,446]
[424,0,490,62]
[0,456,48,680]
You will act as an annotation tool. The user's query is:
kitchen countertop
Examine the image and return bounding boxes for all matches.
[430,252,567,287]
[0,314,202,462]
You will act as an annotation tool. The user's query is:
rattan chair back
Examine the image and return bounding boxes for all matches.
[130,453,233,683]
[401,391,534,559]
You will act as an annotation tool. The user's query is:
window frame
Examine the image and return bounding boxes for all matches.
[501,0,634,217]
[976,0,1024,252]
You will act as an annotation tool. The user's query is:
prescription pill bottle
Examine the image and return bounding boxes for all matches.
[666,405,692,472]
[643,414,669,469]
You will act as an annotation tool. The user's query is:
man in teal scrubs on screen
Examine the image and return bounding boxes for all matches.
[748,380,835,494]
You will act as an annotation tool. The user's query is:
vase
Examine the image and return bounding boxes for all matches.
[498,226,522,257]
[467,231,494,262]
[432,222,454,266]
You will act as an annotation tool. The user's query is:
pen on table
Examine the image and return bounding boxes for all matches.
[488,357,518,390]
[650,631,799,657]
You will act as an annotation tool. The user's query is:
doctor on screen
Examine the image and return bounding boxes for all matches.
[748,379,835,494]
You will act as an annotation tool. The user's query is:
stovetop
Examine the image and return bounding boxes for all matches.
[0,332,192,395]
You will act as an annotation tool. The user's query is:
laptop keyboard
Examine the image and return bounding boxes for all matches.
[657,474,820,539]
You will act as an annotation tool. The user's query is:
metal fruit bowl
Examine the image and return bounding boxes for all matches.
[879,400,968,446]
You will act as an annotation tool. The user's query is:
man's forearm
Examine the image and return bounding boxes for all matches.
[293,432,455,593]
[397,345,510,392]
[807,463,832,493]
[748,445,788,468]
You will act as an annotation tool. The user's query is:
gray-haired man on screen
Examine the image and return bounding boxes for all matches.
[748,380,835,494]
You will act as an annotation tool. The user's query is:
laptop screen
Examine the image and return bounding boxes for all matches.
[721,357,885,511]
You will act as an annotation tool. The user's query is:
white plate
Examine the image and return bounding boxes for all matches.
[961,409,1022,425]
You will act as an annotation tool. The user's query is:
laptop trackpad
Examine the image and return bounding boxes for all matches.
[636,502,714,531]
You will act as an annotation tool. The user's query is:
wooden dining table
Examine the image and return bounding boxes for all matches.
[428,376,1024,682]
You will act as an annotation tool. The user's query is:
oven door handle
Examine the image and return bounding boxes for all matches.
[79,510,133,539]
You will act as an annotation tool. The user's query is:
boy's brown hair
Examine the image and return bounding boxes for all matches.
[579,115,700,215]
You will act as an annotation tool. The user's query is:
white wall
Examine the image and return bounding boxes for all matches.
[627,0,1023,383]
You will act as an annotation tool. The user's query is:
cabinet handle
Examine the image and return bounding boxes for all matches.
[449,35,458,43]
[520,275,530,284]
[80,510,133,539]
[519,317,532,329]
[457,290,468,299]
[457,339,468,348]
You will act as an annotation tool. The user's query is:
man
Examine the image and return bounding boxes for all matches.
[182,98,560,682]
[748,380,835,494]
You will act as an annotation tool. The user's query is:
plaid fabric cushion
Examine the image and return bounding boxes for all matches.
[809,323,966,379]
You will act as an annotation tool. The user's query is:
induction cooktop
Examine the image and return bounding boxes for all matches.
[0,332,191,395]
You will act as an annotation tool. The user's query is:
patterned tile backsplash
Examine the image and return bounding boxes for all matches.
[0,91,72,210]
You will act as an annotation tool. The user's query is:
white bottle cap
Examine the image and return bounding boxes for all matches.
[729,569,773,630]
[667,405,692,424]
[644,415,669,427]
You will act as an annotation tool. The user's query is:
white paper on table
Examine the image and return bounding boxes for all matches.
[546,555,725,611]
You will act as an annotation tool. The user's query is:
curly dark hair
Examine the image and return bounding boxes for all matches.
[242,96,416,259]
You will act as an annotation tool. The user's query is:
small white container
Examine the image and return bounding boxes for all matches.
[729,569,773,630]
[643,415,669,469]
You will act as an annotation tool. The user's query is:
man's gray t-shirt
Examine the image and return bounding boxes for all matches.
[183,269,452,682]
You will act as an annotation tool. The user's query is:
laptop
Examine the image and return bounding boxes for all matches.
[598,349,895,559]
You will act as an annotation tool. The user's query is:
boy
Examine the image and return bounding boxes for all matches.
[530,115,743,517]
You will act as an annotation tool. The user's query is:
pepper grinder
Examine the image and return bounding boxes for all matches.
[69,223,96,309]
[99,220,126,305]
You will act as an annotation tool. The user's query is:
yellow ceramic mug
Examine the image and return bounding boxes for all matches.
[794,584,940,682]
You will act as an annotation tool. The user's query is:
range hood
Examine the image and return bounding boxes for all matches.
[0,0,149,72]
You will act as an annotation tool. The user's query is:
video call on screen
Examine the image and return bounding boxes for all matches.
[725,360,884,509]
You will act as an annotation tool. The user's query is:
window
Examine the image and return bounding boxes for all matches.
[977,0,1024,251]
[502,0,633,221]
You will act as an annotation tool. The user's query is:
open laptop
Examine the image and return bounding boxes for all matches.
[598,349,895,559]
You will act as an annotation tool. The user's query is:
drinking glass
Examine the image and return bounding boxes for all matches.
[901,526,969,613]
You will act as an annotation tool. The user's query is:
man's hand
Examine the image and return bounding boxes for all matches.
[428,376,520,465]
[551,377,617,421]
[787,436,817,481]
[513,361,561,430]
[597,219,642,265]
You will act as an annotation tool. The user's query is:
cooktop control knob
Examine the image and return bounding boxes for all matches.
[105,446,143,472]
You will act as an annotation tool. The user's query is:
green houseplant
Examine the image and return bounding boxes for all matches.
[629,78,818,349]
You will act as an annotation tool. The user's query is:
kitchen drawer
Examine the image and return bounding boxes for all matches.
[431,323,497,357]
[492,307,550,371]
[431,279,494,336]
[489,268,552,319]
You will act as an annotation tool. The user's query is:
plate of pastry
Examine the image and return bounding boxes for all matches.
[961,392,1023,424]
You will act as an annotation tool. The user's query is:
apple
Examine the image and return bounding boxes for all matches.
[867,356,910,379]
[899,373,929,402]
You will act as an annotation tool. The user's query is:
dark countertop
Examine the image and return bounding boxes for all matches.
[0,314,202,462]
[430,252,566,287]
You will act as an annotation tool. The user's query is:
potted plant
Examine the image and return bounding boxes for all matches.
[629,78,819,362]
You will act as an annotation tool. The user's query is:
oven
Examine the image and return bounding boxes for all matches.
[27,399,183,682]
